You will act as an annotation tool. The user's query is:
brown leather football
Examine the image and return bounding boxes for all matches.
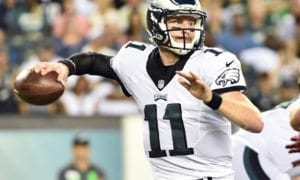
[14,69,65,105]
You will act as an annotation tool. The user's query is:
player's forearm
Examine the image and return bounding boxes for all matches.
[290,106,300,131]
[218,95,263,133]
[58,52,131,96]
[59,52,118,80]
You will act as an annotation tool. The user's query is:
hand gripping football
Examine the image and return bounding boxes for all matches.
[14,69,65,105]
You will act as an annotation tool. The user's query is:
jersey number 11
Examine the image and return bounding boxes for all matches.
[144,103,194,158]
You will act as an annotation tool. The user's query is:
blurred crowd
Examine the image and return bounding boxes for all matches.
[0,0,299,117]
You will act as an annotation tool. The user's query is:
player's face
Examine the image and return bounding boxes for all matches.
[73,145,90,162]
[166,16,196,44]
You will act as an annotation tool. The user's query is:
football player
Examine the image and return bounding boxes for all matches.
[34,0,263,179]
[232,95,300,180]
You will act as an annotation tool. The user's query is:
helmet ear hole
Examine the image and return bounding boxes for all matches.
[146,7,168,46]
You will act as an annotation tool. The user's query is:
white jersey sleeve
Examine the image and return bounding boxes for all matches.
[202,47,247,93]
[110,41,155,97]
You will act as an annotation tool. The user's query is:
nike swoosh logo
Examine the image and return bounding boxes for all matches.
[226,60,234,67]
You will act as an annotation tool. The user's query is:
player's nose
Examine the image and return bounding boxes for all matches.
[183,19,193,27]
[181,20,194,33]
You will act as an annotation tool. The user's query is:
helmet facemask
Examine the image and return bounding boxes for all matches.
[147,1,206,55]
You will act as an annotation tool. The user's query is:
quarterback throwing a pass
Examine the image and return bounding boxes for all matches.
[34,0,263,179]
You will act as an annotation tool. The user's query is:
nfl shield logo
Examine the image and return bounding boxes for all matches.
[158,79,165,90]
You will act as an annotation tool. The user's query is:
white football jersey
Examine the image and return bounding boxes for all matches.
[111,41,247,179]
[232,96,300,179]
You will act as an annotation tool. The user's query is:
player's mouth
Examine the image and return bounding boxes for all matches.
[173,36,193,43]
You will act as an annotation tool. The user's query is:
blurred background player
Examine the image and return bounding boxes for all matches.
[232,93,300,180]
[58,134,106,180]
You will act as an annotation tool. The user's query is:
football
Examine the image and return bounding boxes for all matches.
[14,69,65,105]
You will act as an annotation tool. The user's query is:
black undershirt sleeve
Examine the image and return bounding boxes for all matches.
[58,52,131,96]
[64,52,117,79]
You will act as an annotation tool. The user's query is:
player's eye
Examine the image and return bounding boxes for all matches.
[187,19,196,26]
[168,19,180,24]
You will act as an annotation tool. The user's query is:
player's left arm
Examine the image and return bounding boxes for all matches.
[176,71,263,133]
[290,105,300,131]
[218,91,263,132]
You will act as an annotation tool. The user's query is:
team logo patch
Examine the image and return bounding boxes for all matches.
[215,68,240,87]
[154,94,168,101]
[170,0,196,5]
[157,79,165,90]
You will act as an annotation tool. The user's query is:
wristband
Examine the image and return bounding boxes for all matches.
[58,59,76,75]
[204,92,222,110]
